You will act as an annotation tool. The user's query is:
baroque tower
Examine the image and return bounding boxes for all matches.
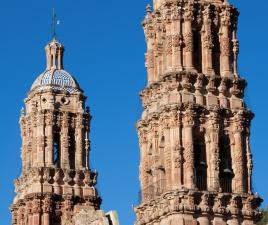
[10,39,115,225]
[134,0,262,225]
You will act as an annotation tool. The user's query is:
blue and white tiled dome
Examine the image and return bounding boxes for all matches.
[31,69,81,94]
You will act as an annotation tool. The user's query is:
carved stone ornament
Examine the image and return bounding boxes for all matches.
[73,209,109,225]
[146,50,154,69]
[184,32,193,52]
[221,37,230,56]
[203,34,214,49]
[184,2,194,22]
[166,35,173,54]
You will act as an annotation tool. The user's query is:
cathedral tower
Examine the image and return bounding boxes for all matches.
[10,39,113,225]
[134,0,262,225]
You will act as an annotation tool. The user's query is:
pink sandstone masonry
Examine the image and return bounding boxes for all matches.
[134,0,262,225]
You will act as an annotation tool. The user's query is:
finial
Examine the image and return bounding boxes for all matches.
[21,107,25,116]
[146,4,152,14]
[51,8,60,40]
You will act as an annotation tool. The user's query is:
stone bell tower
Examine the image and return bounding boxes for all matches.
[10,39,113,225]
[134,0,262,225]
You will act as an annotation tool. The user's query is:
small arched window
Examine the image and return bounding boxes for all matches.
[69,130,76,170]
[219,135,234,193]
[194,135,207,190]
[53,132,60,167]
[193,30,202,73]
[159,136,165,164]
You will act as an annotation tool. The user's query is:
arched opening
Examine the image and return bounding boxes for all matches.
[158,136,166,194]
[69,129,76,170]
[193,29,202,73]
[53,132,60,167]
[194,135,207,190]
[145,144,154,201]
[219,134,234,193]
[212,27,221,75]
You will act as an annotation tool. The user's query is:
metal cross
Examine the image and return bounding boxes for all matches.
[51,8,58,40]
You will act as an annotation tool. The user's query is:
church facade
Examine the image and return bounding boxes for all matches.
[134,0,262,225]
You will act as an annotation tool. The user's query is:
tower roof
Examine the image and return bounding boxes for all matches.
[30,39,82,94]
[31,69,81,94]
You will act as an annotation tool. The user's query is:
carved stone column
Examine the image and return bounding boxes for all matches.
[61,112,69,169]
[20,109,27,172]
[183,107,195,189]
[232,30,239,77]
[232,12,239,77]
[171,7,183,71]
[170,109,181,189]
[137,125,149,199]
[18,207,25,225]
[42,197,52,225]
[246,135,253,194]
[157,43,164,79]
[208,109,220,191]
[202,5,215,75]
[75,113,84,170]
[11,209,18,225]
[152,126,159,185]
[146,50,155,85]
[45,111,54,167]
[195,74,205,106]
[220,6,231,77]
[84,109,90,169]
[62,196,73,225]
[218,77,228,108]
[163,122,172,190]
[232,111,245,193]
[198,216,210,225]
[37,113,45,167]
[183,2,195,72]
[25,118,32,170]
[32,199,41,225]
[144,5,155,84]
[166,23,173,72]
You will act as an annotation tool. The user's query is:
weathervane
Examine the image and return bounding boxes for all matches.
[51,8,60,40]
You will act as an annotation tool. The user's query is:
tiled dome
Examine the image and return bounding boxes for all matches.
[31,69,81,94]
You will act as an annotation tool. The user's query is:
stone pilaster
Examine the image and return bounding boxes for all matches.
[171,6,183,71]
[61,112,69,169]
[232,112,245,193]
[170,109,181,190]
[45,111,53,167]
[183,107,195,189]
[165,19,173,72]
[208,109,220,191]
[183,2,195,72]
[37,113,45,167]
[75,113,84,169]
[220,6,231,77]
[202,5,215,75]
[42,197,52,225]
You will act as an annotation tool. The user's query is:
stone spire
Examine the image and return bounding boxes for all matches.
[134,0,262,225]
[10,39,114,225]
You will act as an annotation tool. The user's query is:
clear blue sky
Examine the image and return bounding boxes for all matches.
[0,0,267,224]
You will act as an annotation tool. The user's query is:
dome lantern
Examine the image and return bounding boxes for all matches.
[30,39,82,95]
[45,39,64,70]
